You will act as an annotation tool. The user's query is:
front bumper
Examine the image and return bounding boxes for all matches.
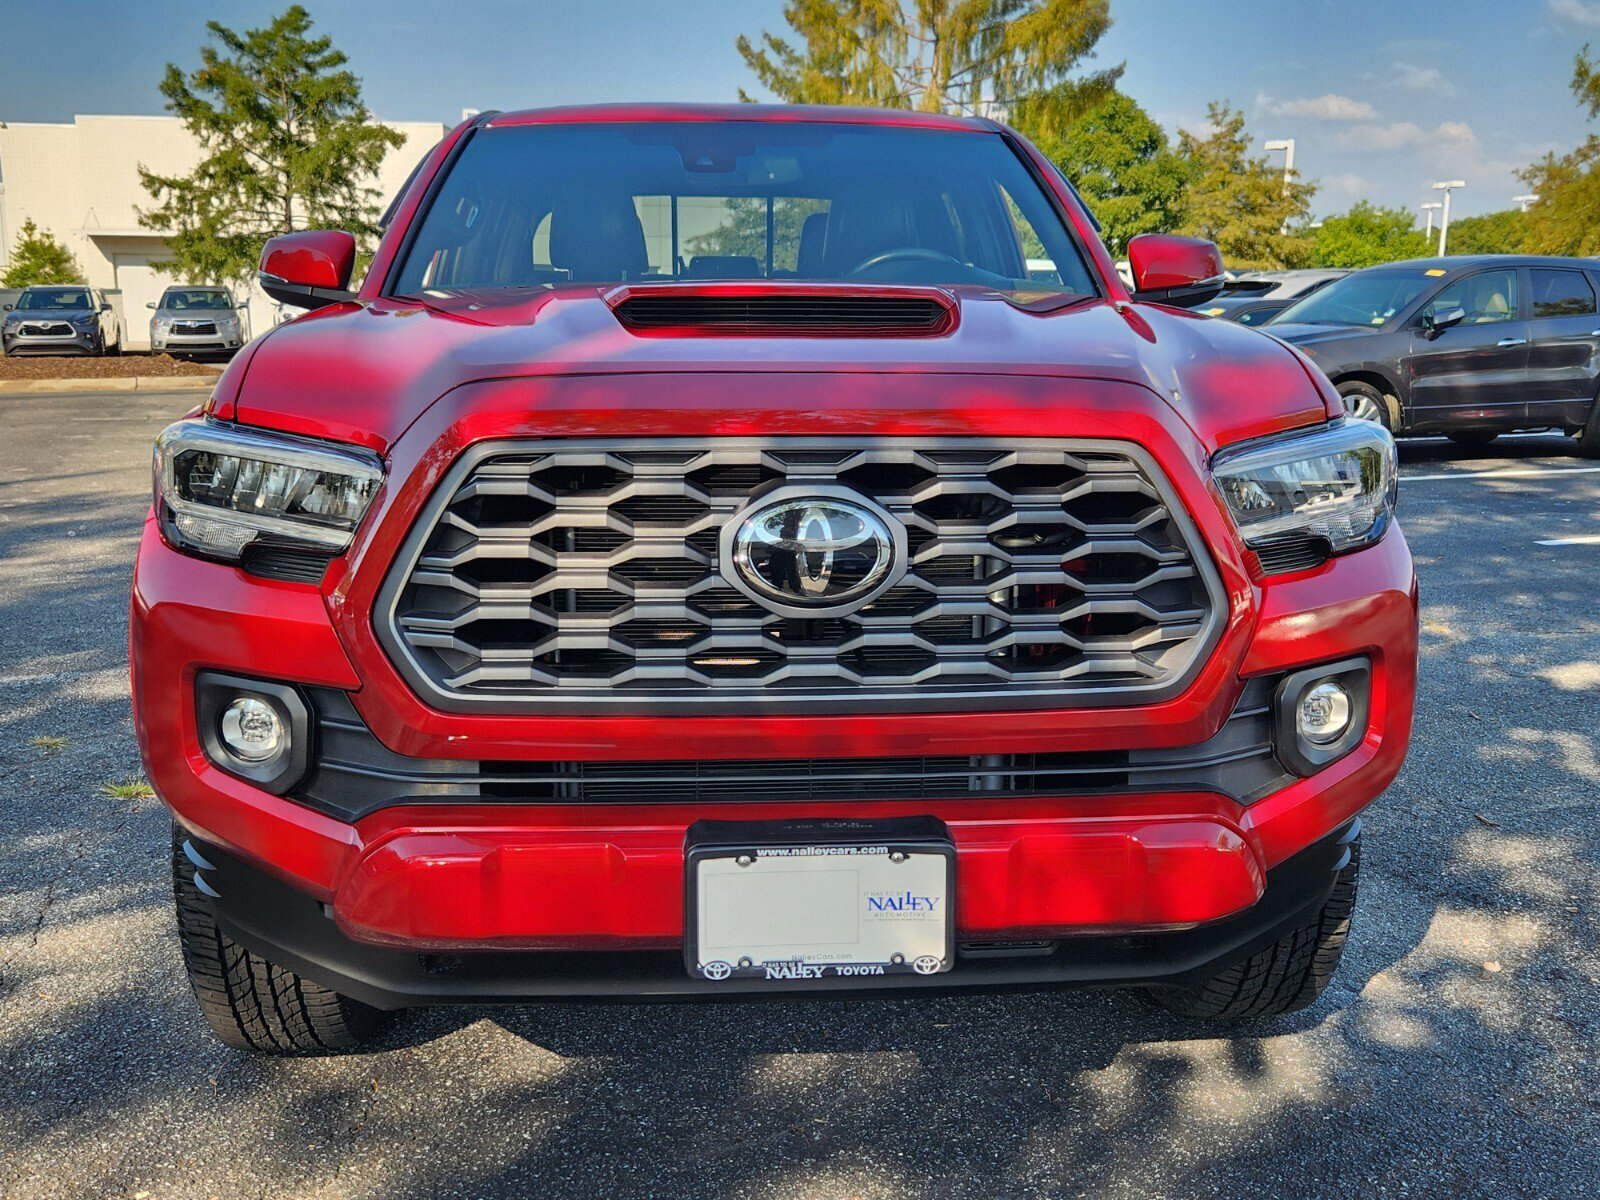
[3,329,96,355]
[152,331,242,355]
[183,819,1360,1008]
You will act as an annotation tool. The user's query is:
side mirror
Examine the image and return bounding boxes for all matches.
[258,230,358,310]
[146,301,158,309]
[100,302,113,312]
[1421,305,1466,337]
[1127,234,1226,307]
[2,304,12,312]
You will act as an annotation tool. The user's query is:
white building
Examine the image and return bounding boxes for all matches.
[0,113,446,348]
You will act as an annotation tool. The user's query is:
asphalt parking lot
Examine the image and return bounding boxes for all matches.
[2,389,1597,1200]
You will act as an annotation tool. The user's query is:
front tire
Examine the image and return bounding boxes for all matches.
[172,829,389,1055]
[1153,835,1361,1020]
[1577,399,1600,458]
[1336,381,1395,431]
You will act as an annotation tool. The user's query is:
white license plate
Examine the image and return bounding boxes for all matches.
[687,821,954,983]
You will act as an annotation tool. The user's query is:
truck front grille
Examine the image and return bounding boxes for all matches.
[377,438,1223,713]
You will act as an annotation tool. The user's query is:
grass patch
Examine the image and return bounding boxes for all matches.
[28,735,68,753]
[99,776,156,801]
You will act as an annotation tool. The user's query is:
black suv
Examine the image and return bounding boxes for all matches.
[1266,255,1600,452]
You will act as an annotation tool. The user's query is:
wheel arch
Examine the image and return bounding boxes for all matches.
[1327,367,1405,430]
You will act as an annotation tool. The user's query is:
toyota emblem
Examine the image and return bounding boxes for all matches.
[722,486,906,617]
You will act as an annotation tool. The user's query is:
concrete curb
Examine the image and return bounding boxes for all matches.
[0,375,219,394]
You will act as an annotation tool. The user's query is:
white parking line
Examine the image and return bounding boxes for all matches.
[1534,535,1600,546]
[1404,465,1600,483]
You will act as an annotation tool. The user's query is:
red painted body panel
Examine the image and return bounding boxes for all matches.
[136,105,1416,962]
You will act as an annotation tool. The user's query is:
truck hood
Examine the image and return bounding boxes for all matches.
[216,286,1336,454]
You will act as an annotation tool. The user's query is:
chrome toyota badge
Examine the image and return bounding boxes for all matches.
[722,486,906,617]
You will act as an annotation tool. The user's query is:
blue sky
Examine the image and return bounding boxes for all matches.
[3,0,1598,219]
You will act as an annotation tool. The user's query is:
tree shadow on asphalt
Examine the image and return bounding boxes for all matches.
[3,436,1598,1198]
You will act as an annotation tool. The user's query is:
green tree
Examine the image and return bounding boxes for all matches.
[1518,45,1600,256]
[1,219,85,287]
[1444,209,1529,256]
[1310,202,1432,268]
[138,5,404,286]
[1174,103,1316,270]
[1019,89,1190,256]
[735,0,1121,127]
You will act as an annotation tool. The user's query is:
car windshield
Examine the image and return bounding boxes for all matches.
[162,289,231,310]
[393,121,1096,296]
[18,288,90,310]
[1270,270,1435,328]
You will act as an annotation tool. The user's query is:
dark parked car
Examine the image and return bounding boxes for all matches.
[1201,269,1349,327]
[1,285,123,356]
[1266,256,1600,453]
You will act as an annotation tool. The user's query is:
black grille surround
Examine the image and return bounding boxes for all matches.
[375,438,1227,715]
[297,679,1290,821]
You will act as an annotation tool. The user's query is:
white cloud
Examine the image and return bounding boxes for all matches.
[1435,121,1481,152]
[1392,61,1455,95]
[1550,0,1600,26]
[1337,120,1481,155]
[1323,172,1372,198]
[1256,91,1380,122]
[1339,121,1427,152]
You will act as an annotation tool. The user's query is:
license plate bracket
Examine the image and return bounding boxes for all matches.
[684,816,955,983]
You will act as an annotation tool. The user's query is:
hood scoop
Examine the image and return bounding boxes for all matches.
[605,284,957,338]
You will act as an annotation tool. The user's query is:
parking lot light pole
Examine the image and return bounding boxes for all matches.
[1432,180,1466,255]
[1421,201,1442,240]
[1264,140,1296,233]
[1512,193,1540,212]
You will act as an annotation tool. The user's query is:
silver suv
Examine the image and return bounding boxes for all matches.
[149,286,247,358]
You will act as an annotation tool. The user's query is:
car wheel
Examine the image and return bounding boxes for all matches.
[1336,381,1394,430]
[1577,399,1600,459]
[172,827,390,1054]
[1447,431,1498,448]
[1152,835,1361,1019]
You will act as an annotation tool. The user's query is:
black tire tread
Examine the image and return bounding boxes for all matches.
[171,829,385,1054]
[1577,399,1600,458]
[1155,837,1360,1020]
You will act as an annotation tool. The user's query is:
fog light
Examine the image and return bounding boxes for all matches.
[219,697,285,762]
[1296,682,1352,745]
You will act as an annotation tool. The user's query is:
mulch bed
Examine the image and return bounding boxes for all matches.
[0,353,225,381]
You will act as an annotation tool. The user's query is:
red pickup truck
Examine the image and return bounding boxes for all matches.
[132,105,1415,1055]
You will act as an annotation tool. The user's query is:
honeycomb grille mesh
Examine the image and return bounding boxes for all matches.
[380,439,1220,711]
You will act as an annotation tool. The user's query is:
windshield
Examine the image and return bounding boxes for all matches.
[1270,270,1435,328]
[393,121,1096,296]
[161,289,232,310]
[18,288,90,310]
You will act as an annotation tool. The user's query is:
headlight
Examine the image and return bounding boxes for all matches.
[153,419,383,562]
[153,317,174,332]
[70,313,97,327]
[1211,420,1397,564]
